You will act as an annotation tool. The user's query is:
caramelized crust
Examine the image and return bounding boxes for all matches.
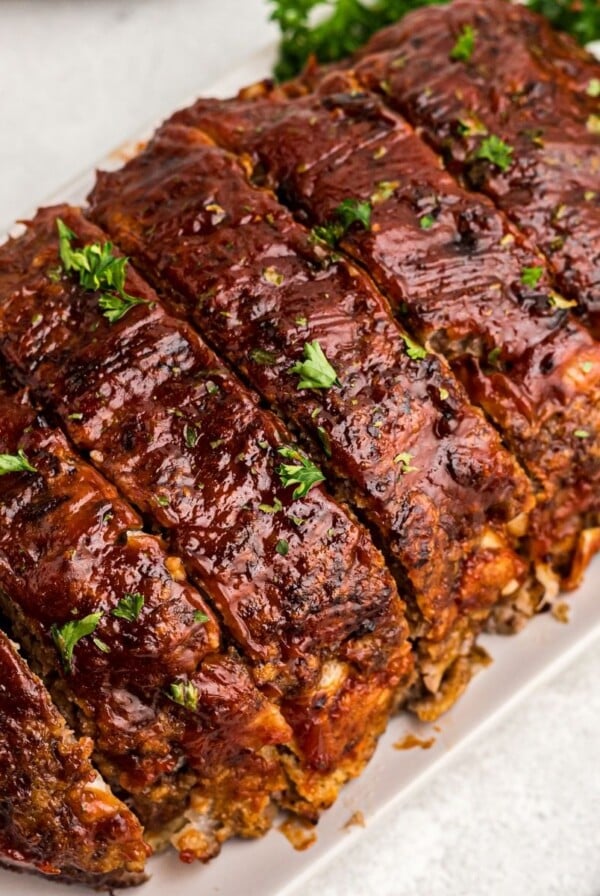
[88,123,532,718]
[168,83,600,588]
[0,383,288,857]
[0,629,149,887]
[0,207,411,821]
[345,0,600,336]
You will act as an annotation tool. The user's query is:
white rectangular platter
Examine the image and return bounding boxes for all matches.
[3,41,600,896]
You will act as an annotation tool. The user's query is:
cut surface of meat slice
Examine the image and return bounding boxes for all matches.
[344,0,600,337]
[0,378,290,861]
[0,207,412,818]
[88,125,534,721]
[0,628,149,888]
[168,83,600,593]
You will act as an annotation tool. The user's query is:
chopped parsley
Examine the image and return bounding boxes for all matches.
[419,214,435,230]
[290,340,340,390]
[474,135,514,172]
[587,79,600,98]
[450,24,476,62]
[112,592,144,622]
[262,266,285,286]
[277,446,325,498]
[394,452,418,473]
[193,610,210,624]
[586,115,600,136]
[155,495,170,507]
[521,265,544,288]
[0,448,37,475]
[184,423,199,448]
[401,332,427,361]
[311,198,372,247]
[259,497,284,514]
[371,180,399,204]
[439,387,449,401]
[51,611,103,671]
[574,429,590,439]
[56,218,151,323]
[275,538,289,556]
[168,680,199,712]
[488,346,502,366]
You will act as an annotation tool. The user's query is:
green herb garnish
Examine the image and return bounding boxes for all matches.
[312,198,372,247]
[193,610,210,624]
[521,265,544,288]
[290,340,340,390]
[57,218,151,323]
[112,592,144,622]
[0,448,37,475]
[419,214,435,230]
[167,680,199,712]
[250,348,278,366]
[450,24,476,62]
[574,429,590,439]
[401,333,427,361]
[51,612,103,671]
[259,497,284,514]
[474,135,514,172]
[275,538,289,556]
[277,446,325,498]
[394,452,418,473]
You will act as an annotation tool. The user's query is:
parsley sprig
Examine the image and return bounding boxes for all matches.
[112,592,144,622]
[57,219,151,323]
[290,340,340,389]
[277,446,325,498]
[51,611,103,671]
[0,448,37,475]
[312,198,372,247]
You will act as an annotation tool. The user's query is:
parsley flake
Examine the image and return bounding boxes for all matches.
[56,218,151,323]
[51,611,103,671]
[168,680,199,712]
[0,448,37,475]
[311,198,372,247]
[277,446,325,499]
[193,610,210,624]
[250,348,278,366]
[419,214,435,230]
[259,497,283,514]
[112,592,144,622]
[290,340,340,390]
[401,333,427,361]
[474,135,514,172]
[371,180,399,204]
[184,423,199,448]
[521,266,544,288]
[450,24,476,62]
[275,538,289,556]
[394,452,418,473]
[574,429,590,439]
[587,79,600,98]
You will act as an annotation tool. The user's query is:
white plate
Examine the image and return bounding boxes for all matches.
[3,41,600,896]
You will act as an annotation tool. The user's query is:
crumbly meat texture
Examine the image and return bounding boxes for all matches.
[0,629,149,888]
[344,0,600,337]
[168,84,600,590]
[0,207,412,819]
[0,382,290,860]
[87,123,532,720]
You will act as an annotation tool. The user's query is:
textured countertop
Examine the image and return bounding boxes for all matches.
[1,3,599,895]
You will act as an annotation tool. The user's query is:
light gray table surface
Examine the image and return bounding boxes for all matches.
[1,3,599,895]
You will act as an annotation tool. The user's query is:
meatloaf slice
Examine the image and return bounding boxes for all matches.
[0,208,412,820]
[171,83,600,594]
[346,0,600,337]
[0,628,148,888]
[0,378,290,861]
[87,124,532,721]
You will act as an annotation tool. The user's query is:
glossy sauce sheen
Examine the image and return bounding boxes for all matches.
[88,123,531,660]
[171,86,600,575]
[0,382,288,841]
[0,208,411,802]
[0,629,148,885]
[349,0,600,336]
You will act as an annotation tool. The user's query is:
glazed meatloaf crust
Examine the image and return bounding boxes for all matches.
[170,79,600,592]
[88,124,533,721]
[0,207,413,830]
[346,0,600,337]
[0,377,290,862]
[0,627,148,887]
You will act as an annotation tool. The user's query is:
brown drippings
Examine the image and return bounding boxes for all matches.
[279,818,317,851]
[394,733,435,751]
[471,644,493,668]
[343,810,366,830]
[552,601,571,624]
